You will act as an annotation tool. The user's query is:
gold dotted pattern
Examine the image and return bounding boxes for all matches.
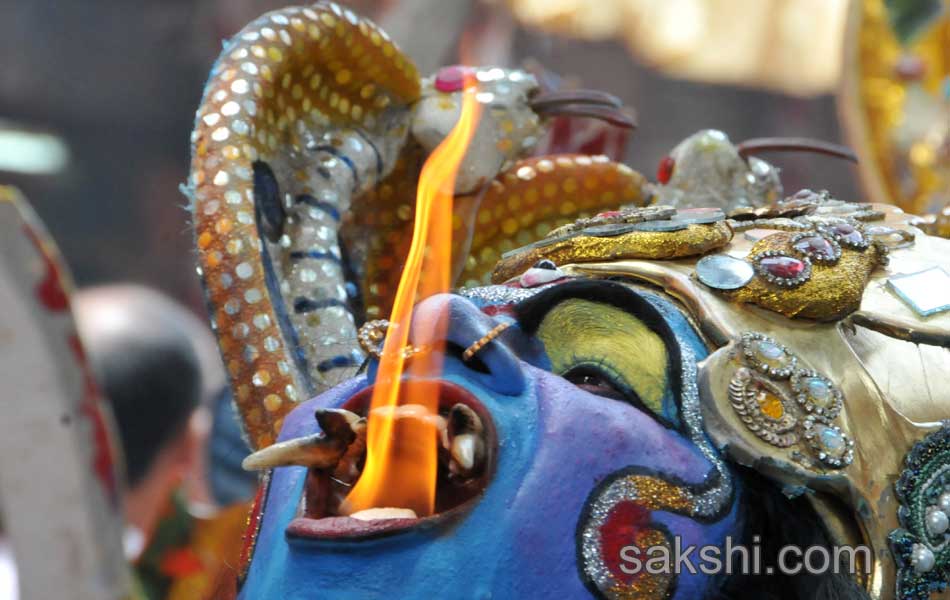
[344,153,647,318]
[464,154,647,286]
[341,142,425,320]
[726,232,883,321]
[190,2,420,449]
[492,221,732,284]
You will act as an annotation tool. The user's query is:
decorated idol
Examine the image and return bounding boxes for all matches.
[186,3,950,599]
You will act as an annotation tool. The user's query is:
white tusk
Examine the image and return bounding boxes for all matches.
[242,407,364,471]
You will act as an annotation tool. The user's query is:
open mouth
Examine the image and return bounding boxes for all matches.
[274,381,496,541]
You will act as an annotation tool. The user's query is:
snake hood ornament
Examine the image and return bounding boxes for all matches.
[186,1,638,449]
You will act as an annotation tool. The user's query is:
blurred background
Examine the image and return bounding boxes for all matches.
[0,0,863,312]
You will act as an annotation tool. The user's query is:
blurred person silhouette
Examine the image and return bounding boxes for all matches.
[74,284,251,600]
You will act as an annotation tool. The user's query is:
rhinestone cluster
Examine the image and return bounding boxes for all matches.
[731,332,852,469]
[698,189,913,296]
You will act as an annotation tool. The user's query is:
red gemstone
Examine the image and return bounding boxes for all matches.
[792,235,835,259]
[656,156,675,184]
[761,255,805,279]
[831,223,864,245]
[434,65,469,93]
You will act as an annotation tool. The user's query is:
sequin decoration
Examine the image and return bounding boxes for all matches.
[465,155,647,287]
[188,1,421,449]
[345,152,646,316]
[889,424,950,599]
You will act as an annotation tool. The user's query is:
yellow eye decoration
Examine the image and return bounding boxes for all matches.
[536,299,669,417]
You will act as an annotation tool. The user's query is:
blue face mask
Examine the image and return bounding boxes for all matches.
[237,281,741,599]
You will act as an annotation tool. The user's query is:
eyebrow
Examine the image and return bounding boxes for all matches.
[512,279,684,402]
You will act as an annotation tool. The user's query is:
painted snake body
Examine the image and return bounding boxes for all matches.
[188,2,641,448]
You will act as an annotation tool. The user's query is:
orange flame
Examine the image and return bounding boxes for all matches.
[342,75,482,517]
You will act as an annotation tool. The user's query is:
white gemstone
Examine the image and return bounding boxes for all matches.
[912,544,935,573]
[939,492,950,514]
[927,509,949,536]
[696,254,754,290]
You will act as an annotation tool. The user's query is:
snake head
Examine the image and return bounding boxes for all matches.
[410,65,635,194]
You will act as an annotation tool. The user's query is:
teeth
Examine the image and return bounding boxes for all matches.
[450,434,479,471]
[447,404,485,475]
[369,403,445,429]
[242,408,364,471]
[349,507,418,521]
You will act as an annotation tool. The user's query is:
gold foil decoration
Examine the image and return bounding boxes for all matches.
[725,231,883,320]
[491,220,732,283]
